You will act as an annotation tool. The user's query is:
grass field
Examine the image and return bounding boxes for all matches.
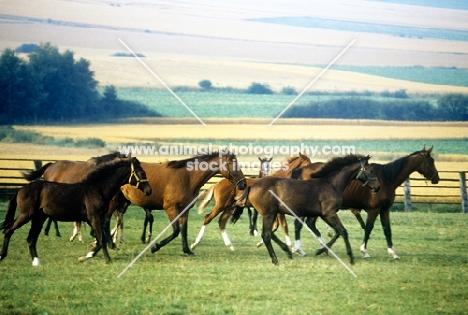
[0,202,467,315]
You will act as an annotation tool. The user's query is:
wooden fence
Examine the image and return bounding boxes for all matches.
[0,158,467,213]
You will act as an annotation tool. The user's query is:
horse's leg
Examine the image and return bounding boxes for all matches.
[257,213,279,248]
[270,231,293,260]
[70,222,83,242]
[360,209,379,258]
[351,209,366,229]
[179,214,195,256]
[110,192,129,245]
[380,207,400,259]
[27,215,47,266]
[111,210,125,244]
[142,209,154,244]
[320,213,354,264]
[261,212,280,265]
[250,209,259,236]
[277,213,292,249]
[79,216,110,263]
[191,203,227,250]
[53,220,61,237]
[248,207,259,236]
[44,218,52,236]
[150,209,182,254]
[218,209,235,251]
[292,217,307,256]
[0,212,31,262]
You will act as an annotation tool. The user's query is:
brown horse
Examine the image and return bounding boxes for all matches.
[23,152,127,247]
[232,155,379,265]
[292,146,439,259]
[117,150,246,256]
[0,156,152,265]
[191,153,312,251]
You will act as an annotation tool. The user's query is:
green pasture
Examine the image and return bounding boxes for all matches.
[117,88,440,119]
[0,201,467,315]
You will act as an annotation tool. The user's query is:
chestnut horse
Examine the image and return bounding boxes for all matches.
[0,156,151,265]
[117,150,246,256]
[292,146,439,259]
[192,153,312,251]
[232,155,379,265]
[23,152,127,247]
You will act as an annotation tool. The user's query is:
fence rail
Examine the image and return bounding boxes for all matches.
[0,158,467,212]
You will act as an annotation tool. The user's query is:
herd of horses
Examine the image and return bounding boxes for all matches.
[0,146,439,266]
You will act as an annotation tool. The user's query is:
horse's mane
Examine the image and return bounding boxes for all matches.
[379,149,425,180]
[311,154,367,178]
[167,151,226,169]
[82,157,132,183]
[86,152,127,166]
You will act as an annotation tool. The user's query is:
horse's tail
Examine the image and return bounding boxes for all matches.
[198,184,216,214]
[22,162,53,181]
[0,191,18,231]
[231,186,251,224]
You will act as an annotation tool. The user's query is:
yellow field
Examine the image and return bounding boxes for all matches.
[14,119,468,143]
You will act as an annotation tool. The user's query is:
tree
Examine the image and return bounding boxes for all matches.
[198,79,212,90]
[0,48,43,123]
[438,94,468,121]
[246,82,273,94]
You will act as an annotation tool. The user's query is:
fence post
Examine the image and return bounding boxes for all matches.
[404,178,412,212]
[460,172,468,213]
[34,160,42,170]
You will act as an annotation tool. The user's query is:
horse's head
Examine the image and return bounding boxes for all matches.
[220,151,246,190]
[128,157,152,196]
[416,146,439,184]
[258,156,272,177]
[356,156,380,193]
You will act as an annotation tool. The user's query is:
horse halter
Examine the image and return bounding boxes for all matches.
[422,153,438,183]
[129,162,149,189]
[223,155,246,188]
[356,159,377,187]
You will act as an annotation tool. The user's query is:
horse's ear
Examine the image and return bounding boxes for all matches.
[267,157,273,162]
[258,156,262,162]
[127,153,132,158]
[426,145,433,154]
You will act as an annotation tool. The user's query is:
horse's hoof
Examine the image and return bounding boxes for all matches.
[190,243,197,250]
[78,256,87,263]
[32,257,40,266]
[150,244,160,253]
[315,248,327,256]
[227,245,235,251]
[292,247,307,256]
[272,258,279,265]
[184,251,196,256]
[256,241,263,248]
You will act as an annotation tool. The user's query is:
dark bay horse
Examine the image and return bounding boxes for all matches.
[117,151,246,256]
[292,146,439,259]
[0,156,152,265]
[23,152,127,247]
[232,155,379,265]
[192,153,312,251]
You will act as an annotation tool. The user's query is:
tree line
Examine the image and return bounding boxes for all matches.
[0,43,159,124]
[283,94,468,121]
